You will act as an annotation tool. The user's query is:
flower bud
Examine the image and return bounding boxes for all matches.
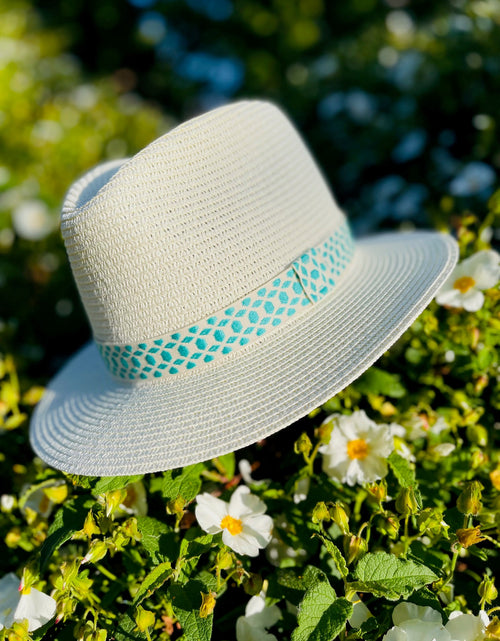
[490,468,500,492]
[294,433,312,457]
[395,487,420,516]
[216,548,234,570]
[100,489,127,518]
[456,481,483,516]
[375,513,400,540]
[486,616,500,639]
[344,535,367,565]
[243,573,263,596]
[367,480,387,503]
[82,540,108,565]
[329,502,350,535]
[166,496,186,515]
[135,606,155,632]
[83,512,101,538]
[316,417,334,444]
[466,424,488,447]
[474,374,489,394]
[456,526,485,548]
[199,591,216,618]
[478,576,498,604]
[312,501,331,524]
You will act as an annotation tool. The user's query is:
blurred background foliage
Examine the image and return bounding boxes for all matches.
[0,0,499,381]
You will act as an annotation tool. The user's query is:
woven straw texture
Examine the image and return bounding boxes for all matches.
[30,100,458,475]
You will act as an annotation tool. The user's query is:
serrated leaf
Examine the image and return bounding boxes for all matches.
[132,562,172,607]
[136,516,177,564]
[267,566,325,605]
[313,533,348,578]
[292,578,352,641]
[39,496,91,571]
[388,452,416,488]
[161,464,204,503]
[355,367,406,398]
[169,580,213,641]
[350,552,437,600]
[93,475,144,495]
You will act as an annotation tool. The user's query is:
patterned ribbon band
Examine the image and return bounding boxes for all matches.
[97,221,355,381]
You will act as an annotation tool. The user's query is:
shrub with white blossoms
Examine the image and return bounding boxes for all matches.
[436,249,500,311]
[0,573,56,632]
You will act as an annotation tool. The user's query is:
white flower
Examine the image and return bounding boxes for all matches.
[319,411,394,486]
[436,250,500,312]
[383,602,451,641]
[236,593,280,641]
[21,480,66,520]
[12,199,54,241]
[195,486,273,556]
[445,610,490,641]
[0,573,56,632]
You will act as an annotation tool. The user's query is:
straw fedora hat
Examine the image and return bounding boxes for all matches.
[30,100,458,476]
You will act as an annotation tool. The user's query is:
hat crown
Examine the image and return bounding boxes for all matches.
[61,100,344,344]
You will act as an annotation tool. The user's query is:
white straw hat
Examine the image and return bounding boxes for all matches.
[30,100,458,476]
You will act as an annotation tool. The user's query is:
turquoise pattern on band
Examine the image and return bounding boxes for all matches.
[97,222,354,381]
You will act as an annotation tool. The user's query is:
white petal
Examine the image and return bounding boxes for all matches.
[348,595,371,628]
[345,460,364,486]
[323,456,351,483]
[245,595,266,617]
[435,287,463,308]
[319,431,348,462]
[236,617,278,641]
[222,529,259,557]
[432,443,455,457]
[230,486,267,518]
[393,602,442,626]
[462,290,484,312]
[195,494,228,533]
[360,457,388,483]
[400,619,450,641]
[445,612,485,641]
[242,515,273,548]
[15,589,56,632]
[383,627,408,641]
[293,477,310,504]
[252,604,281,629]
[238,460,266,486]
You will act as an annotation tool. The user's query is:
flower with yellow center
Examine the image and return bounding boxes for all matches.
[195,486,273,557]
[319,411,394,486]
[436,250,500,312]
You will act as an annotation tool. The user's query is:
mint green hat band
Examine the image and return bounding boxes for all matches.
[97,221,354,381]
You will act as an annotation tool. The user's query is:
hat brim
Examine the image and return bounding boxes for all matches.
[30,231,457,476]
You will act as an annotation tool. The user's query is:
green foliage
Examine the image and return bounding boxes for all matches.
[0,1,499,640]
[350,552,438,600]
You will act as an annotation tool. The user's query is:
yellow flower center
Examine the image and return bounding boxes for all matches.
[347,438,369,460]
[453,276,475,293]
[220,514,243,535]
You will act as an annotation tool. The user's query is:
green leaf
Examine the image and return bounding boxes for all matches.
[169,580,213,641]
[136,516,177,564]
[350,552,438,600]
[114,612,146,641]
[93,475,144,495]
[267,566,325,605]
[291,578,352,641]
[39,496,91,571]
[161,464,205,503]
[388,452,416,488]
[64,474,97,489]
[355,367,406,398]
[132,562,172,607]
[313,533,348,578]
[212,453,235,480]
